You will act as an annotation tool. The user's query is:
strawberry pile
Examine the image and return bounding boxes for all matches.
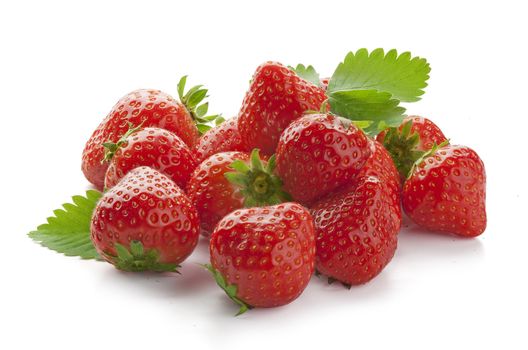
[29,49,486,315]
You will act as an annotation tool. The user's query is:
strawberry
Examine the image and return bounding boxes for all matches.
[402,144,486,237]
[310,173,401,286]
[359,139,402,201]
[91,166,200,271]
[82,77,218,190]
[193,117,247,164]
[376,116,448,178]
[187,150,289,236]
[237,62,327,156]
[275,113,371,205]
[103,126,197,190]
[207,203,315,314]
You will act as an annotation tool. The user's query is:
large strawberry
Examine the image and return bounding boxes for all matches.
[91,166,199,271]
[103,126,197,190]
[193,117,247,164]
[187,149,289,236]
[376,116,448,179]
[237,62,327,156]
[207,203,315,315]
[275,113,371,205]
[402,144,486,237]
[310,173,401,286]
[82,78,217,190]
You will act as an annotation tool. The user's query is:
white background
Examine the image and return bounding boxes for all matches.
[1,1,527,349]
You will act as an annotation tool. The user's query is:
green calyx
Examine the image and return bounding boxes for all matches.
[407,139,450,179]
[177,76,224,134]
[203,264,251,316]
[224,149,291,207]
[102,122,143,163]
[381,119,428,179]
[105,241,180,273]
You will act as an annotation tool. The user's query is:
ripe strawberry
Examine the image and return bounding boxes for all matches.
[207,203,316,314]
[402,144,486,237]
[237,62,327,156]
[275,113,371,205]
[91,166,199,271]
[193,117,247,164]
[103,126,197,190]
[376,116,448,178]
[359,139,402,202]
[310,174,401,286]
[82,77,217,190]
[187,150,289,236]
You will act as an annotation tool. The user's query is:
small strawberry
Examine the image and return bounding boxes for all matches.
[238,62,327,156]
[402,144,486,237]
[310,174,401,286]
[91,166,200,271]
[376,116,448,178]
[207,203,316,314]
[103,126,197,190]
[82,77,218,190]
[187,149,289,236]
[320,77,330,90]
[193,117,248,164]
[275,113,371,205]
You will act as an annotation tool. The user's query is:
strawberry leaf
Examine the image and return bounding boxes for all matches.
[328,90,406,135]
[290,64,321,86]
[328,48,430,102]
[28,190,102,259]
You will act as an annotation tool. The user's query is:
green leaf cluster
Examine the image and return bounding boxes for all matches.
[292,48,430,135]
[28,190,102,259]
[177,76,224,134]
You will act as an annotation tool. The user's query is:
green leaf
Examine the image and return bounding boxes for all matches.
[28,190,102,259]
[195,102,209,118]
[196,123,212,134]
[186,89,208,109]
[328,89,406,135]
[109,241,179,273]
[177,75,187,100]
[328,48,430,102]
[203,264,252,316]
[290,64,321,86]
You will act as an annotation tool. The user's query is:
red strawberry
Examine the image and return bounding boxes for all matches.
[193,117,247,164]
[82,78,218,190]
[187,150,289,236]
[359,139,402,201]
[276,113,371,205]
[402,144,486,237]
[103,126,197,190]
[310,174,401,286]
[376,116,448,178]
[91,166,200,271]
[207,203,315,314]
[238,62,327,156]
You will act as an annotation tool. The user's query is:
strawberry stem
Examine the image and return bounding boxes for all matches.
[224,149,291,207]
[101,122,143,163]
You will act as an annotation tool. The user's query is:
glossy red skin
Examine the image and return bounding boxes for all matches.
[82,89,200,190]
[91,166,200,266]
[359,139,402,201]
[276,113,371,205]
[402,145,486,237]
[193,117,248,164]
[104,127,197,190]
[187,152,250,236]
[310,175,401,285]
[238,62,327,156]
[377,115,447,151]
[210,203,316,308]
